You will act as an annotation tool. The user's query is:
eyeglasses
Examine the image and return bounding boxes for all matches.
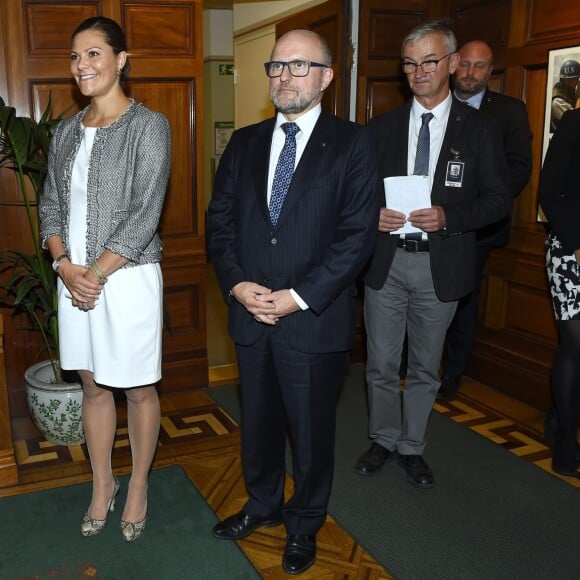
[401,53,452,74]
[264,60,327,78]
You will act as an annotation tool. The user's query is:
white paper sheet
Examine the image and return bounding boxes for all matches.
[383,175,431,235]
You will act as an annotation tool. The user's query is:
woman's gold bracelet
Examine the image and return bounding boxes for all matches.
[89,262,108,285]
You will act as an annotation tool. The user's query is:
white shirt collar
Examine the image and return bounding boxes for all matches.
[411,91,453,124]
[275,103,321,138]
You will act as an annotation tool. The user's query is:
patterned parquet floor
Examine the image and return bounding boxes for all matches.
[3,375,578,578]
[439,387,580,489]
[6,389,392,579]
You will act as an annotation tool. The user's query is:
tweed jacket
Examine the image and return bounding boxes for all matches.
[39,100,171,267]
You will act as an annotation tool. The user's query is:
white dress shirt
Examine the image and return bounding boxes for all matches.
[267,104,321,205]
[405,92,452,240]
[266,104,322,310]
[407,92,453,188]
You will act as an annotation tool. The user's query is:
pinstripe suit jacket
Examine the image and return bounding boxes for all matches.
[363,97,512,302]
[206,111,379,352]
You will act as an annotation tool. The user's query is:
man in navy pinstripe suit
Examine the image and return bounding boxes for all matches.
[206,29,378,575]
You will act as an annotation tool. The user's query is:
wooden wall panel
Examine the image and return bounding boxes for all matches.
[469,247,557,411]
[161,261,207,389]
[130,80,197,235]
[487,73,504,94]
[359,78,407,122]
[125,4,196,55]
[504,285,555,338]
[367,11,423,58]
[452,0,511,48]
[514,67,546,226]
[528,0,580,44]
[25,3,98,55]
[0,314,18,488]
[0,5,7,99]
[467,235,557,409]
[31,83,81,127]
[0,0,206,423]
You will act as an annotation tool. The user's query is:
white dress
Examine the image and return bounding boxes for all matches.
[58,125,163,388]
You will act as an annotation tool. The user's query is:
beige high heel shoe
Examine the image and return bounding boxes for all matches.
[120,499,147,542]
[120,515,147,542]
[81,476,120,537]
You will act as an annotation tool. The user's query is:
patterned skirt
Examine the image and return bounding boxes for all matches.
[546,232,580,321]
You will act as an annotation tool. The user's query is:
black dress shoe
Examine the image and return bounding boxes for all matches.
[395,452,434,489]
[282,534,316,575]
[354,442,393,476]
[212,511,282,540]
[437,375,461,401]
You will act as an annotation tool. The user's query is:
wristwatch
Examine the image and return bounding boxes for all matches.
[52,253,68,272]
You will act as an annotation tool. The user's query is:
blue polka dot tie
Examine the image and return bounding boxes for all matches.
[269,122,299,226]
[413,112,434,176]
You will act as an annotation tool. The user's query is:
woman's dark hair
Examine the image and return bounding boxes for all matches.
[72,17,131,87]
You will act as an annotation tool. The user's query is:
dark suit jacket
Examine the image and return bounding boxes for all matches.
[364,97,512,302]
[206,111,379,353]
[538,108,580,254]
[477,89,532,247]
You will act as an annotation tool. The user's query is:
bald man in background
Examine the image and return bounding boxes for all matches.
[438,40,532,400]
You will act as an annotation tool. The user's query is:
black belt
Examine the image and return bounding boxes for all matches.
[397,237,429,252]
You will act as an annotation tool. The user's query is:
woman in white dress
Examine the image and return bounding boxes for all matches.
[39,16,171,539]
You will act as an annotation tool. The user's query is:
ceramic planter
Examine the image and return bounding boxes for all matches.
[24,360,85,446]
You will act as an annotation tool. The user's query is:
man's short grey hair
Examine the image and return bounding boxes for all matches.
[401,20,457,56]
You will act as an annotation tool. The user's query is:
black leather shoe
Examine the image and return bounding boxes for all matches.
[282,534,316,575]
[212,511,282,540]
[395,452,434,489]
[354,442,393,476]
[437,375,461,400]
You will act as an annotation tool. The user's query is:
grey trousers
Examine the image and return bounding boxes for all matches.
[364,248,457,454]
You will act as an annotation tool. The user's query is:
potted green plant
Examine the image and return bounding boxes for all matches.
[0,95,84,446]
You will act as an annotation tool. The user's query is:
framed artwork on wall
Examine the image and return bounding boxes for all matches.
[542,45,580,162]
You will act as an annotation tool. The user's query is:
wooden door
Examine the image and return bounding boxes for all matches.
[0,0,206,419]
[356,0,440,123]
[276,0,350,119]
